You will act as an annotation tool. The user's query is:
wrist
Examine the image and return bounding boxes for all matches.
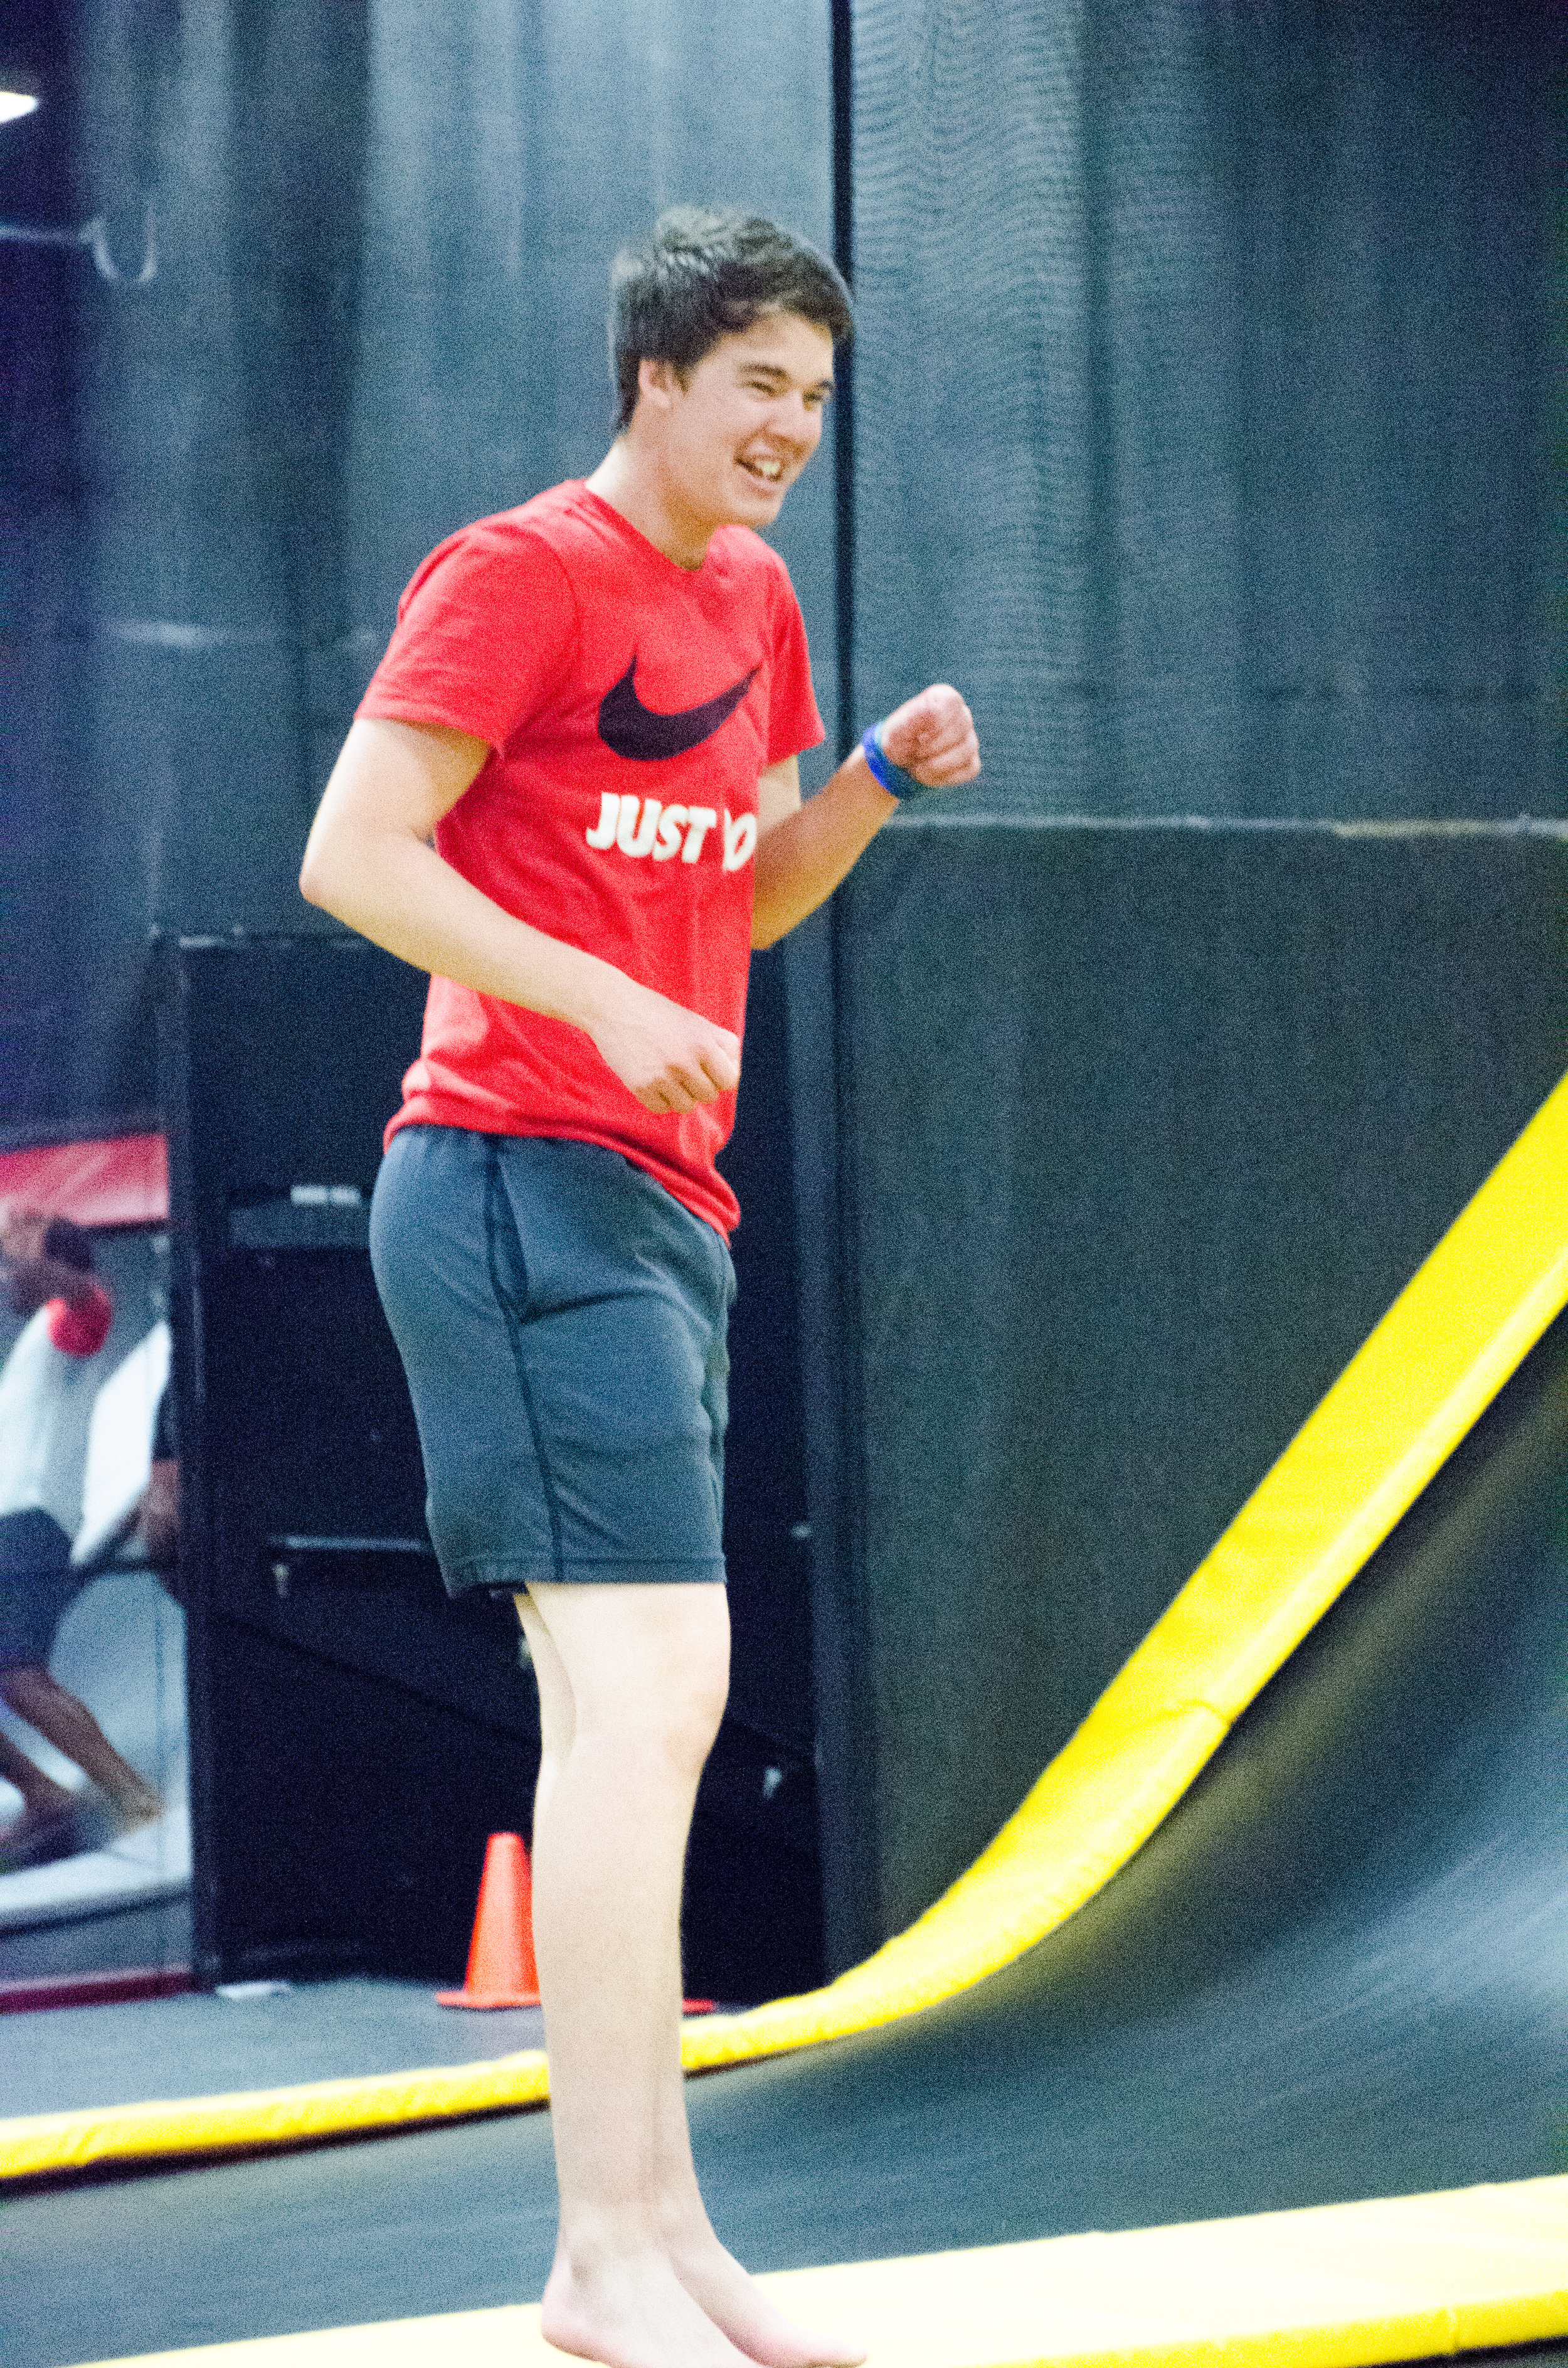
[572,949,650,1039]
[860,722,926,802]
[529,934,625,1036]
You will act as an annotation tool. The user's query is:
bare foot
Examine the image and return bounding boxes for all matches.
[0,1798,82,1867]
[109,1785,162,1832]
[541,2246,759,2368]
[668,2229,866,2368]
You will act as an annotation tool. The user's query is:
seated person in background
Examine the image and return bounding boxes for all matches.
[0,1207,162,1866]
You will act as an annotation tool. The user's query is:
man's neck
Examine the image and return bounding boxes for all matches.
[586,441,711,572]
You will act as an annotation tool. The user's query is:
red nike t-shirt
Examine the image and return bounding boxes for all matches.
[358,482,824,1236]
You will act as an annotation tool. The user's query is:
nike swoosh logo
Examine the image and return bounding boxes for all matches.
[597,654,759,762]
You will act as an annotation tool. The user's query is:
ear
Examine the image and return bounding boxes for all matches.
[637,354,681,412]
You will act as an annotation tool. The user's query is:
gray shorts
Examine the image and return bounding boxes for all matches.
[369,1128,734,1595]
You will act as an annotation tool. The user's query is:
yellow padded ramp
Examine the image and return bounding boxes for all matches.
[62,2177,1568,2368]
[4,1075,1566,2179]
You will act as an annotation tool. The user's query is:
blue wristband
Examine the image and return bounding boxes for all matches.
[861,722,926,801]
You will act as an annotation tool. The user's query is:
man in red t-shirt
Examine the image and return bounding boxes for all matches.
[302,208,979,2368]
[350,464,822,1233]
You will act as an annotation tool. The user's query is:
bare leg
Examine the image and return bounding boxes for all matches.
[0,1719,78,1849]
[519,1582,746,2368]
[652,2072,864,2368]
[516,1586,862,2368]
[0,1665,161,1825]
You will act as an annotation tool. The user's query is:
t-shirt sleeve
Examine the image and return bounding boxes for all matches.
[766,571,826,767]
[357,523,580,751]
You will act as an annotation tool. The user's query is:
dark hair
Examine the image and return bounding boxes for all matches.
[42,1217,95,1272]
[610,206,854,432]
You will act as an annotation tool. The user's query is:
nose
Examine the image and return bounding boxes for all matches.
[769,390,822,451]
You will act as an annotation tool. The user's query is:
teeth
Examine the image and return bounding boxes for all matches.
[748,459,782,481]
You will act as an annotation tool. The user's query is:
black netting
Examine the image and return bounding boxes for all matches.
[850,0,1562,820]
[1,0,835,1140]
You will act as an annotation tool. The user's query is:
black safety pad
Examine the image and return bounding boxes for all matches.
[827,818,1567,1936]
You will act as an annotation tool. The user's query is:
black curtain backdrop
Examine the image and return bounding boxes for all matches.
[849,0,1560,822]
[6,1,1556,1121]
[3,2,1563,1973]
[0,0,836,1143]
[795,0,1564,1965]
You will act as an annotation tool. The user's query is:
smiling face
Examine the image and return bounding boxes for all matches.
[628,312,835,562]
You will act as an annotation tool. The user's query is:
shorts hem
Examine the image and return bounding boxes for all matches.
[445,1554,728,1596]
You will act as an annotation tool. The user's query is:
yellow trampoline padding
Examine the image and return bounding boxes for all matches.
[0,2054,552,2180]
[3,1074,1565,2178]
[689,1066,1568,2067]
[63,2175,1568,2368]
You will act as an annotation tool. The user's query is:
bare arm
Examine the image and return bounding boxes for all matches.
[137,1461,181,1566]
[750,684,980,949]
[299,717,740,1113]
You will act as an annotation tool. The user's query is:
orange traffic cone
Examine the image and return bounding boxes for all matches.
[437,1832,541,2009]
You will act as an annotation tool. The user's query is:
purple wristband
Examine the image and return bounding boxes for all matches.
[861,723,925,800]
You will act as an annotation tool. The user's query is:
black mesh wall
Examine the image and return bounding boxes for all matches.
[849,0,1560,820]
[1,0,837,1142]
[6,0,1564,1987]
[822,821,1566,1944]
[798,0,1565,1965]
[4,0,838,1990]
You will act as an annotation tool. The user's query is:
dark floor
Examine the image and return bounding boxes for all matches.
[1,1974,545,2115]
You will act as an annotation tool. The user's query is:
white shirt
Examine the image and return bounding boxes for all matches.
[0,1301,115,1538]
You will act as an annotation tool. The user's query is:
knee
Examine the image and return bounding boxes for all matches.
[530,1582,731,1783]
[606,1636,729,1785]
[668,1651,729,1771]
[631,1669,728,1784]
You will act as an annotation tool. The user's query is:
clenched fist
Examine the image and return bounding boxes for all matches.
[589,980,741,1115]
[878,684,982,790]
